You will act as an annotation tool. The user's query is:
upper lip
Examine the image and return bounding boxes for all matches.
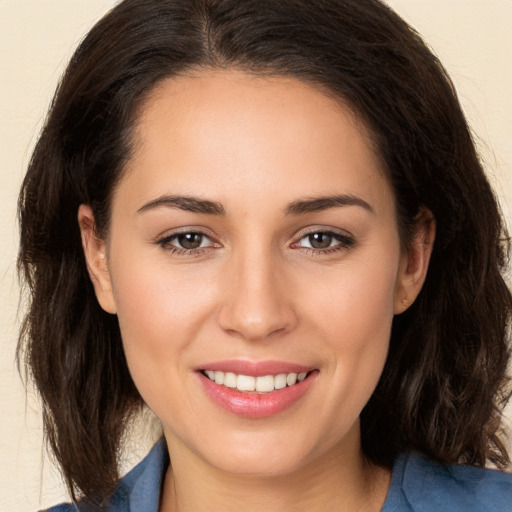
[196,359,315,377]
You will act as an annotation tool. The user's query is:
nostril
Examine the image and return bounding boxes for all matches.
[218,307,296,341]
[216,264,298,340]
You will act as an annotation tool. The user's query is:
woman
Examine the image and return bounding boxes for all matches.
[17,0,512,510]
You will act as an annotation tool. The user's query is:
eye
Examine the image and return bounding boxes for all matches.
[173,232,210,250]
[157,231,214,252]
[294,230,355,252]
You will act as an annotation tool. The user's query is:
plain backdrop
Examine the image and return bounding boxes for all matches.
[1,1,511,510]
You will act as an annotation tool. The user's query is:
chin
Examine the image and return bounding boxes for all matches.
[180,419,354,479]
[207,446,312,478]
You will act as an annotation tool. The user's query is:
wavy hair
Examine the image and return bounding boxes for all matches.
[18,0,511,505]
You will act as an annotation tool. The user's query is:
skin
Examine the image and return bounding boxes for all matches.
[79,71,434,511]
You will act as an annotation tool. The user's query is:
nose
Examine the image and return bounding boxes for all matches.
[217,249,298,341]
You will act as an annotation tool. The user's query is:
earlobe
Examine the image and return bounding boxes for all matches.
[77,204,117,314]
[394,207,436,315]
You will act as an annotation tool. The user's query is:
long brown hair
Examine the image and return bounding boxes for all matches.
[18,0,511,505]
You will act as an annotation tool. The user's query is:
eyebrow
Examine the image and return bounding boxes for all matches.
[285,195,375,215]
[137,195,226,215]
[137,193,374,216]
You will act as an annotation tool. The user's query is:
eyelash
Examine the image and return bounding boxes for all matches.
[156,230,216,257]
[292,230,355,256]
[156,229,355,257]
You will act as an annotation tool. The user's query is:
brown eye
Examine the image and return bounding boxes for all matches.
[176,233,204,249]
[295,230,355,253]
[308,233,333,249]
[157,231,216,254]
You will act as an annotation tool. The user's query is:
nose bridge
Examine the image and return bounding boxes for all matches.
[218,240,296,340]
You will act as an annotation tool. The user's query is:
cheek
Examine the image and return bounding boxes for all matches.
[302,244,399,340]
[300,249,399,418]
[110,245,211,330]
[107,248,218,390]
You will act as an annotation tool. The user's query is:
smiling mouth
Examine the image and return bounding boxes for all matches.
[201,370,310,393]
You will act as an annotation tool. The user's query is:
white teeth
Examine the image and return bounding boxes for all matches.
[223,372,237,388]
[286,373,297,386]
[256,375,275,393]
[237,375,256,391]
[274,374,287,390]
[203,370,310,393]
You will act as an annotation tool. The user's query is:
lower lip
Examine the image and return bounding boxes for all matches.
[198,371,318,418]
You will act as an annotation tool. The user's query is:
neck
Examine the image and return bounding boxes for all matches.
[159,427,391,512]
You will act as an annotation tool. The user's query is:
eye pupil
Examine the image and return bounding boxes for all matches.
[178,233,203,249]
[309,233,332,249]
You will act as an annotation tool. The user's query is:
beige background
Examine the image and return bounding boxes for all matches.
[1,1,511,510]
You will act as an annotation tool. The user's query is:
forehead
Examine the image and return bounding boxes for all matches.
[119,70,394,216]
[134,70,374,155]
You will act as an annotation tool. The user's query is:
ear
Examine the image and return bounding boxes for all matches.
[394,207,436,314]
[78,204,117,314]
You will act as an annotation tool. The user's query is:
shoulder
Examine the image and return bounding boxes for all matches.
[110,437,169,510]
[383,452,512,512]
[40,439,169,512]
[40,506,76,512]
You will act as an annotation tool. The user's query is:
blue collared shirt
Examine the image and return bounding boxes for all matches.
[43,439,512,511]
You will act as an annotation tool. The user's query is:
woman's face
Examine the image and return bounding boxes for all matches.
[81,71,430,477]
